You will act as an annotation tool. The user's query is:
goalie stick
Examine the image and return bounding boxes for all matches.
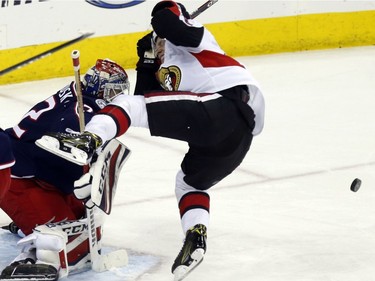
[0,32,94,77]
[71,50,85,131]
[70,52,128,273]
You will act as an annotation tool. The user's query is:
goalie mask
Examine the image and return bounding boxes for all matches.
[83,59,130,103]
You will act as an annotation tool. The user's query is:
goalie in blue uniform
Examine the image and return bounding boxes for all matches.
[0,59,130,280]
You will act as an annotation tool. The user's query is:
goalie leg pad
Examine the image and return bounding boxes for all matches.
[43,218,104,273]
[32,224,69,278]
[4,218,105,280]
[4,224,68,280]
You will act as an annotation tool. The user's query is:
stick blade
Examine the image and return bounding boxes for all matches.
[92,249,128,272]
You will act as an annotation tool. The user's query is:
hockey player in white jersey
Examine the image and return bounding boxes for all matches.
[36,1,265,280]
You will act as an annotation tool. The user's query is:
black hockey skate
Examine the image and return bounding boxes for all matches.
[35,131,102,166]
[1,222,20,235]
[0,249,58,281]
[0,263,58,281]
[172,224,207,281]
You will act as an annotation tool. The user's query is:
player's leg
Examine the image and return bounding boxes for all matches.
[169,98,253,280]
[172,170,209,281]
[0,168,11,201]
[0,178,85,235]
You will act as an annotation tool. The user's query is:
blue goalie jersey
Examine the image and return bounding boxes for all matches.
[0,128,15,170]
[5,82,107,194]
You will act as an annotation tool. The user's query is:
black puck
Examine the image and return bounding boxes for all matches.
[350,178,362,192]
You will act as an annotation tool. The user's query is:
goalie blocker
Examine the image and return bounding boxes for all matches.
[73,138,131,214]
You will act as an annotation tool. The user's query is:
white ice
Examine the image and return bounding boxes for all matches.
[1,46,375,281]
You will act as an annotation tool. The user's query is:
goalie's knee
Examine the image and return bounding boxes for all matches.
[15,224,69,277]
[34,225,69,277]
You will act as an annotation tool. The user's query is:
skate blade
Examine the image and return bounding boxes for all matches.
[92,249,128,272]
[35,136,89,166]
[173,249,205,281]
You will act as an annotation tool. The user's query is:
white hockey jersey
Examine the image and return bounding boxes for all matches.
[157,25,264,135]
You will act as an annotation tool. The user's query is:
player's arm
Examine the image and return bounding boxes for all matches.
[134,32,163,95]
[151,3,204,47]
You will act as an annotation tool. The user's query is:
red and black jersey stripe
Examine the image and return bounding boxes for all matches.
[179,191,210,218]
[97,105,131,137]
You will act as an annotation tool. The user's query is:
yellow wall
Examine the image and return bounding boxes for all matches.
[1,10,375,85]
[210,10,375,56]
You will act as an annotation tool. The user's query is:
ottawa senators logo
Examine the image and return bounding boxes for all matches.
[157,66,182,91]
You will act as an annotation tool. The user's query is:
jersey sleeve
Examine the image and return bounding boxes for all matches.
[5,83,102,190]
[151,8,204,47]
[134,70,163,95]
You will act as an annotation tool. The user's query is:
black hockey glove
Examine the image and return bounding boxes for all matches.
[151,1,190,19]
[136,32,160,72]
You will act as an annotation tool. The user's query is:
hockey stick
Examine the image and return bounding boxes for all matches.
[71,50,98,270]
[70,52,128,272]
[190,0,218,19]
[71,50,85,131]
[71,50,101,271]
[0,32,94,77]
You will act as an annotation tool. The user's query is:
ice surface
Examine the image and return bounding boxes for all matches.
[1,46,375,281]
